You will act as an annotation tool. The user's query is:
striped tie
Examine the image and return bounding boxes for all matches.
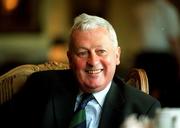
[69,93,94,128]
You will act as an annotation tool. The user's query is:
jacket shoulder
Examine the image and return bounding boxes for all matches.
[113,75,161,117]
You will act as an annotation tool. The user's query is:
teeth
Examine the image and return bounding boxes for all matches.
[86,69,102,74]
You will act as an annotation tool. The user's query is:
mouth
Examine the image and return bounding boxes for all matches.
[85,69,103,74]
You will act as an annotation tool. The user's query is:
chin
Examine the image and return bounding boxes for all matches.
[81,85,101,93]
[86,84,105,92]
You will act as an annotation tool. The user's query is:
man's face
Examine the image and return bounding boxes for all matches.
[67,27,121,93]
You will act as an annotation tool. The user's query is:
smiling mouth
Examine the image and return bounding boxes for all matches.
[85,69,103,74]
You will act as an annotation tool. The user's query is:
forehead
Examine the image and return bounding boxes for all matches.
[70,27,112,46]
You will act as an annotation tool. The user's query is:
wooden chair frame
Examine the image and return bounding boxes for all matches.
[0,62,149,104]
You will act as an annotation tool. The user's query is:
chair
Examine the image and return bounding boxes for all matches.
[0,62,149,104]
[124,68,149,94]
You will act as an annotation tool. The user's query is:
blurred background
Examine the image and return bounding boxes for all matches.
[0,0,179,107]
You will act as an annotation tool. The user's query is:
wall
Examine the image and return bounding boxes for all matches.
[0,0,71,65]
[107,0,143,71]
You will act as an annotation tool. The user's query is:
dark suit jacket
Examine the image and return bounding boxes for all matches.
[0,69,161,128]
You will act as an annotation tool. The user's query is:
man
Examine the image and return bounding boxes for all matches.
[1,13,160,128]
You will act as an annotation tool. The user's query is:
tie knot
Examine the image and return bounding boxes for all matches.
[77,93,94,110]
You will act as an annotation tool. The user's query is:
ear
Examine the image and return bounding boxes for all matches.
[116,47,121,65]
[67,51,72,68]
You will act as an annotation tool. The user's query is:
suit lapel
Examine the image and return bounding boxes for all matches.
[98,80,126,128]
[53,90,77,127]
[53,70,79,127]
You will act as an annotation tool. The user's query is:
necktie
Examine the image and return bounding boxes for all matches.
[69,93,94,128]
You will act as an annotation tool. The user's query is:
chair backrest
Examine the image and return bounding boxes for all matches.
[124,68,149,94]
[0,62,149,104]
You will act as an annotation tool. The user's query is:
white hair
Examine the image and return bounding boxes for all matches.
[69,13,119,47]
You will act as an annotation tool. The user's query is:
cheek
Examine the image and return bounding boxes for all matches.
[103,55,118,72]
[72,58,86,70]
[105,54,117,65]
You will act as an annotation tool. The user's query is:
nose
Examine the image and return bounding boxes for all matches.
[87,52,99,66]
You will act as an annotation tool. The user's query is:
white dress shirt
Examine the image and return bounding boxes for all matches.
[74,82,112,128]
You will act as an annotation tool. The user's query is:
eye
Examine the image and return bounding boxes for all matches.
[96,49,107,56]
[77,51,89,58]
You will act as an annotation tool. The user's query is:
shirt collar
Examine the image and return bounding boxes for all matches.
[77,81,112,107]
[93,81,112,107]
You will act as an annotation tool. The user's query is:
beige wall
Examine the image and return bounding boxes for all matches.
[0,0,71,64]
[108,0,143,70]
